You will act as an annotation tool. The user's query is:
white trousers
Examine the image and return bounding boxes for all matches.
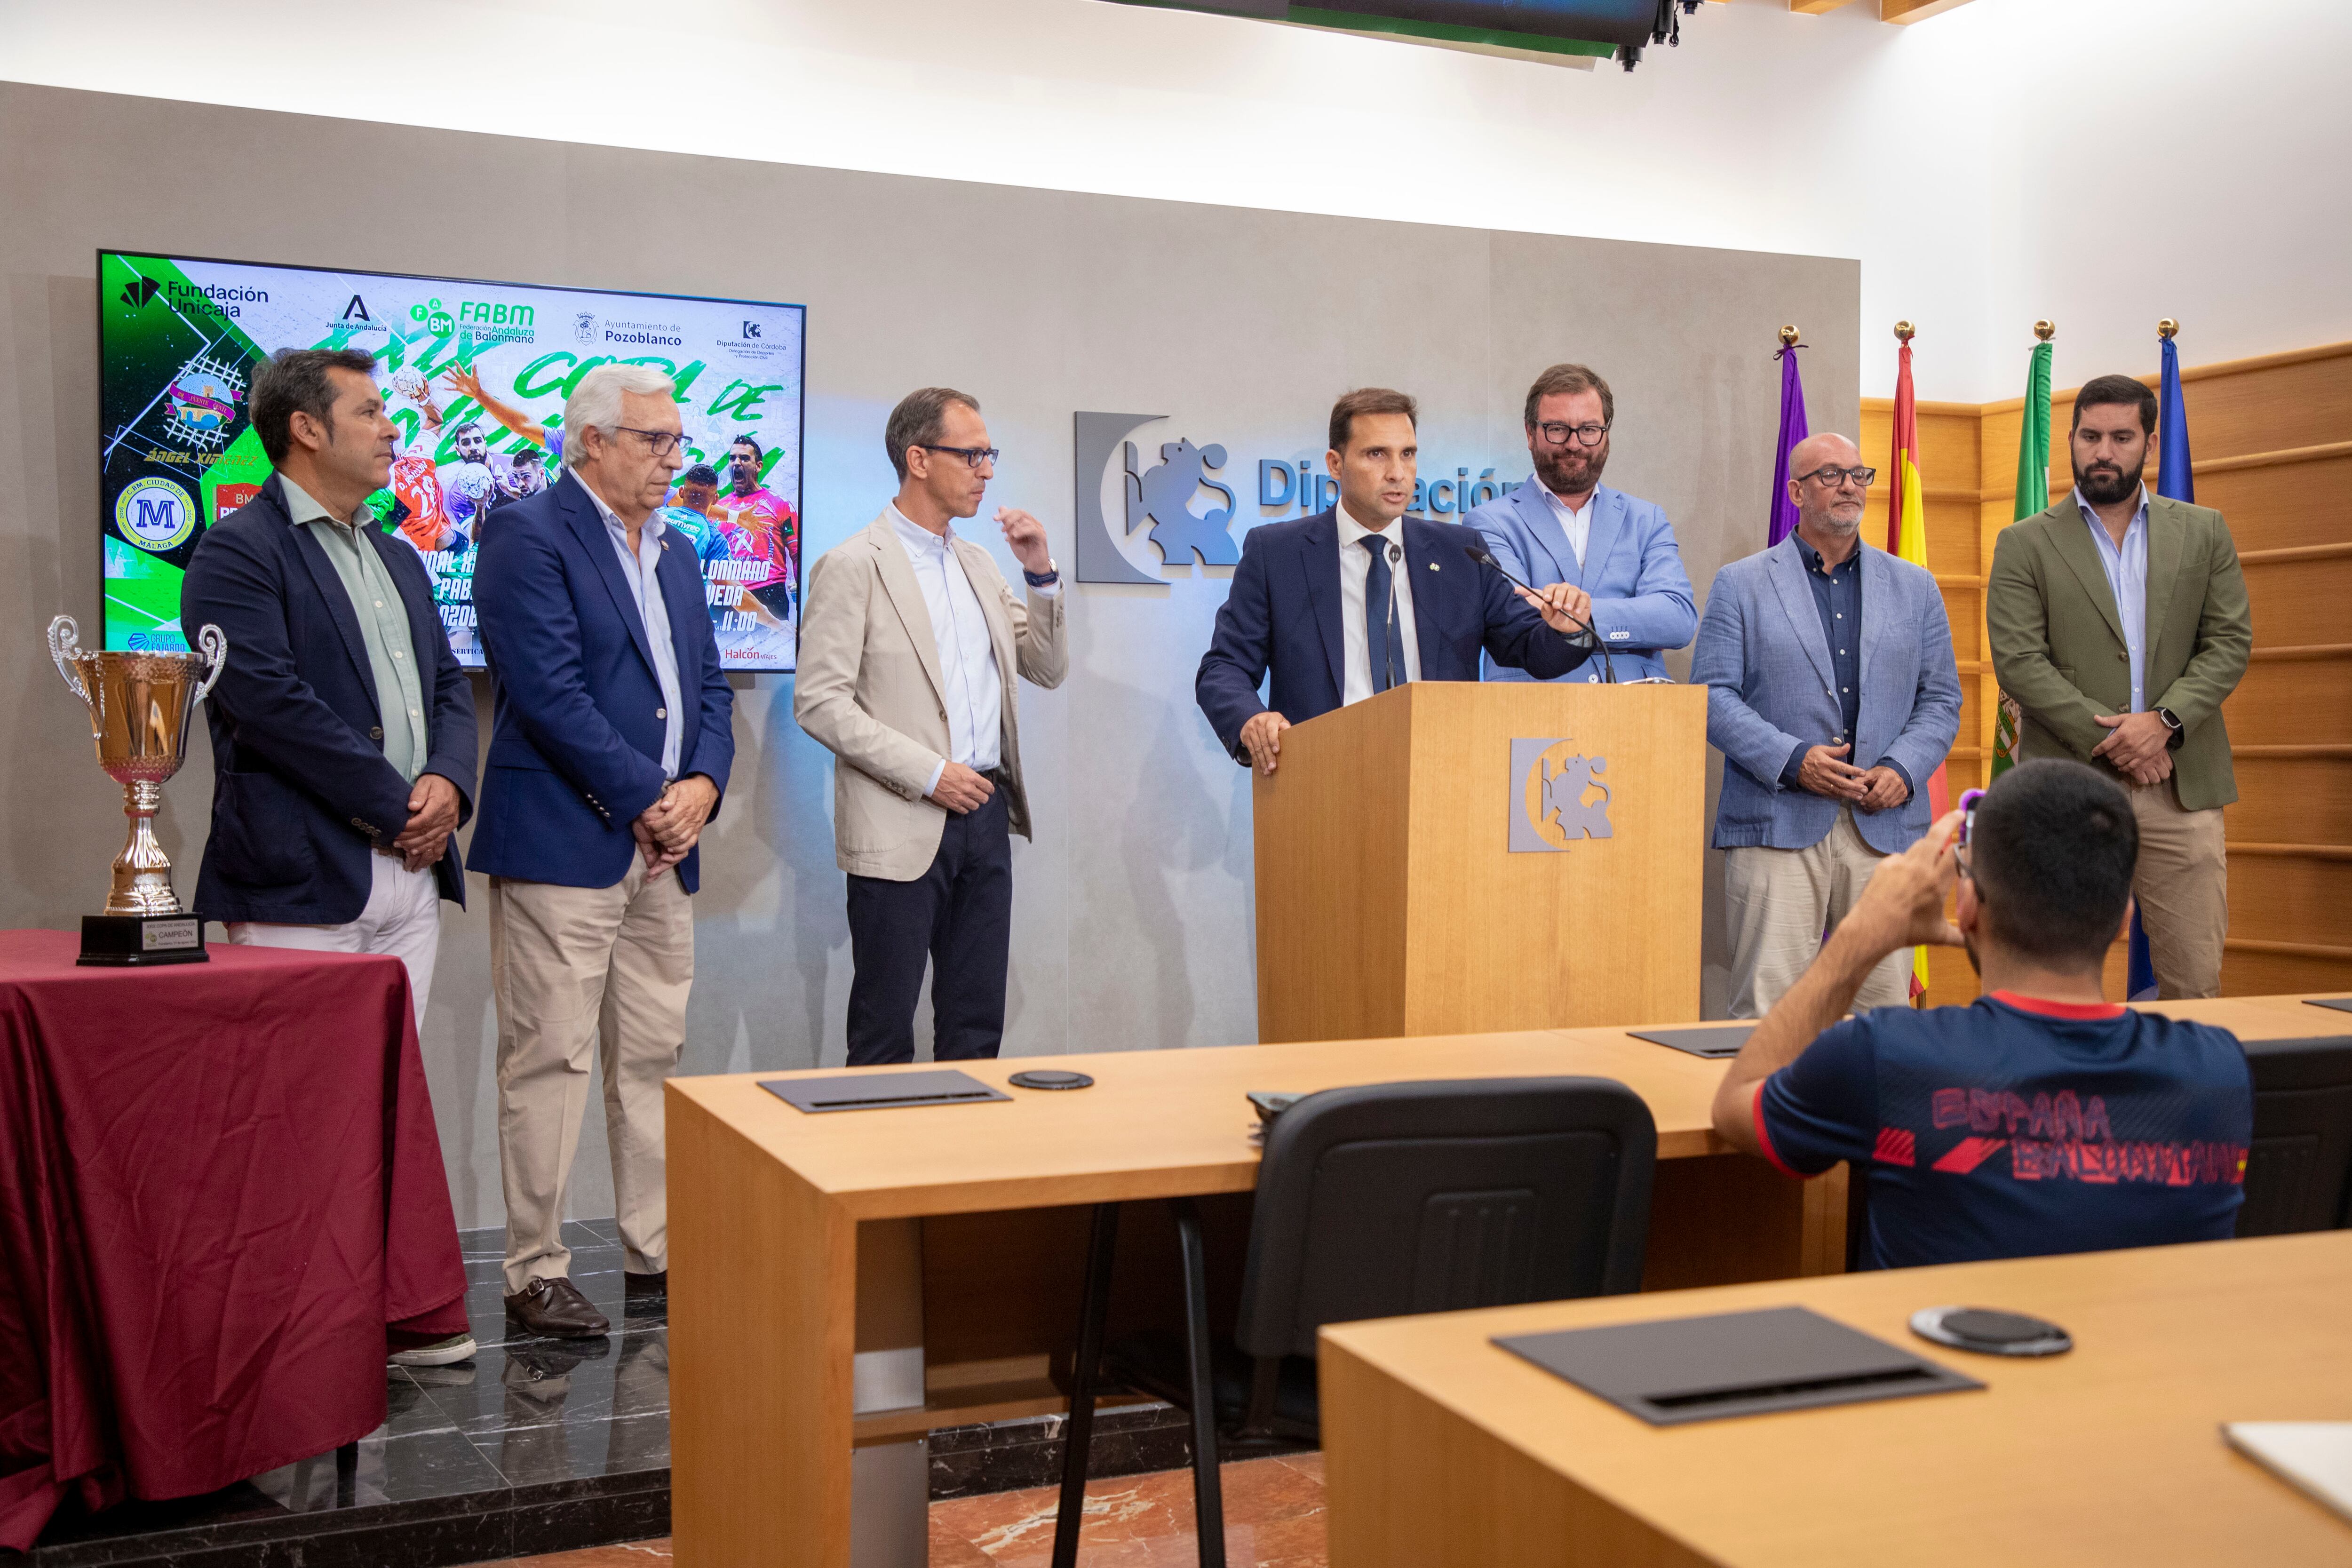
[227,853,443,1030]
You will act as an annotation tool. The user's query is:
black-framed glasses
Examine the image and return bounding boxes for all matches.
[1534,421,1610,448]
[1797,464,1877,489]
[921,444,1001,470]
[612,426,691,459]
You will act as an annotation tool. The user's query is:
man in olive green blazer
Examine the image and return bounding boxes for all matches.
[1986,375,2251,999]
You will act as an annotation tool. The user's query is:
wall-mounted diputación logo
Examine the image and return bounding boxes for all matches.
[1073,413,1243,585]
[1075,410,1521,587]
[1508,737,1614,853]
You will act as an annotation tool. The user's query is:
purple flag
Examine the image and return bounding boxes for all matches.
[1768,341,1809,546]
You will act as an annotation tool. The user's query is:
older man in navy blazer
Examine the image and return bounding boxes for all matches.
[1692,431,1962,1018]
[1465,363,1695,684]
[470,364,734,1338]
[1198,388,1594,773]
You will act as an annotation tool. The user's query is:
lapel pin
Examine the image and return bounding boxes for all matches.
[1428,562,1439,572]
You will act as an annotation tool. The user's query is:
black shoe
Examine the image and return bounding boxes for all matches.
[504,1275,610,1338]
[624,1269,667,1298]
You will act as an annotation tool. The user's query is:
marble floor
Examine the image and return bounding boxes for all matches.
[485,1454,1330,1568]
[29,1221,670,1567]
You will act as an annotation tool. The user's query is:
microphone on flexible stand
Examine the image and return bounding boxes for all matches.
[1461,543,1616,684]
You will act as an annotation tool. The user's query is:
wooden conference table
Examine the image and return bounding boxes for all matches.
[663,994,2347,1568]
[1321,1229,2352,1565]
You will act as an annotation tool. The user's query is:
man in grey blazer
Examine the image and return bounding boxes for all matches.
[794,387,1067,1064]
[1692,432,1963,1017]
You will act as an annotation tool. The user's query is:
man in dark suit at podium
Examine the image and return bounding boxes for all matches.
[1196,388,1596,773]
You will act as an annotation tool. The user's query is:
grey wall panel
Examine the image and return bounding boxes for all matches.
[0,83,1857,1227]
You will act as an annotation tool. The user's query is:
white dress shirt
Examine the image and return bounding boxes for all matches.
[1336,503,1423,707]
[579,477,685,778]
[889,504,1036,797]
[1534,482,1595,570]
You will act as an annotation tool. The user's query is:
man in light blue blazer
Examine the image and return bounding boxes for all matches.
[1692,432,1962,1018]
[1465,363,1695,683]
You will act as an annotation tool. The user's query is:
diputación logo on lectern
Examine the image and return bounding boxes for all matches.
[1508,737,1613,853]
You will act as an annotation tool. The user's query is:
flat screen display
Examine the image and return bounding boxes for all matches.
[97,251,805,671]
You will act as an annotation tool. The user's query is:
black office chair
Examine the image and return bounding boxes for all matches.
[1049,1077,1656,1568]
[2236,1035,2352,1236]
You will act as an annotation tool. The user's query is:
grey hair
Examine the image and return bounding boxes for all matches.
[564,363,677,468]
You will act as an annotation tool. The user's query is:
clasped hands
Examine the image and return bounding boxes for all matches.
[632,775,720,879]
[2092,709,2174,785]
[391,773,462,872]
[1795,743,1910,813]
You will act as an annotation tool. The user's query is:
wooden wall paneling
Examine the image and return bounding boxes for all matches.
[2195,445,2352,554]
[2229,753,2352,845]
[2225,852,2352,952]
[2228,651,2352,746]
[2241,547,2352,647]
[2221,946,2352,996]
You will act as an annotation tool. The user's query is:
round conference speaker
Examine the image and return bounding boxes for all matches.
[1008,1069,1095,1091]
[1908,1305,2072,1357]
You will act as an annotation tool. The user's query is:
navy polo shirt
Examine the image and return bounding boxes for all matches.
[1756,993,2252,1271]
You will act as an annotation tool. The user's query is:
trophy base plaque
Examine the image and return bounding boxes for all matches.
[79,913,209,967]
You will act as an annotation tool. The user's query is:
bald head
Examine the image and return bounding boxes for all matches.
[1787,431,1870,541]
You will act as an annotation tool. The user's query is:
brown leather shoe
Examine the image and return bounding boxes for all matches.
[623,1269,667,1298]
[504,1276,610,1338]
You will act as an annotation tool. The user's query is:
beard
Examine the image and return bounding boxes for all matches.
[2077,455,2145,506]
[1534,439,1607,498]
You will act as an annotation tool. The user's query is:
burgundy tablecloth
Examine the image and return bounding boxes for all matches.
[0,929,468,1548]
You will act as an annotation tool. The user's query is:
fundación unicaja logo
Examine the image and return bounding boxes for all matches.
[1508,738,1613,853]
[120,277,162,308]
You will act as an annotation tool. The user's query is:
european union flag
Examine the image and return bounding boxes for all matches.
[2126,330,2196,1001]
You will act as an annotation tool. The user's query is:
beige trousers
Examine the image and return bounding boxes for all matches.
[490,857,694,1294]
[1725,807,1915,1020]
[2128,777,2228,1000]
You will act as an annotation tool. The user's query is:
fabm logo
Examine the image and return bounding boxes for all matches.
[1073,413,1241,585]
[120,277,162,308]
[1507,738,1613,853]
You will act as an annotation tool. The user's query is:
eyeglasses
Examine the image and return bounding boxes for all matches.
[1534,421,1610,449]
[920,444,1001,470]
[1797,465,1877,490]
[611,426,691,459]
[1954,787,1986,879]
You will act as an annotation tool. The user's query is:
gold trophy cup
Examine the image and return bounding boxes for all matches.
[47,613,228,965]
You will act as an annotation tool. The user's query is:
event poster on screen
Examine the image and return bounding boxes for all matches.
[97,252,807,672]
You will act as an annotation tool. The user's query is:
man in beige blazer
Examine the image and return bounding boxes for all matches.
[795,387,1067,1063]
[1986,374,2252,999]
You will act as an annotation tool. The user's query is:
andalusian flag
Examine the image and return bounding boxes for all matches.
[1887,331,1950,1003]
[1990,331,2055,780]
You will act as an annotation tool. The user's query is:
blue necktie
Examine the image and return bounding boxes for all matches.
[1361,535,1400,693]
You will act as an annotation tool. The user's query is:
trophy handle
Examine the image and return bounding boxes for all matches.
[192,623,229,703]
[46,614,94,713]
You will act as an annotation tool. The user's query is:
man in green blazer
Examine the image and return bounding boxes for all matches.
[1986,374,2252,999]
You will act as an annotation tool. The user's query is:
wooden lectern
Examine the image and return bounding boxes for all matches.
[1253,681,1707,1041]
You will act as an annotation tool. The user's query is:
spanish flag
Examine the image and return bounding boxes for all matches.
[1887,328,1951,1003]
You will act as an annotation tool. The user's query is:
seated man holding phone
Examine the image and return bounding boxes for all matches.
[1710,759,2252,1271]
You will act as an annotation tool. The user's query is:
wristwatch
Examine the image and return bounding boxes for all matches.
[2155,706,2185,748]
[1023,562,1061,588]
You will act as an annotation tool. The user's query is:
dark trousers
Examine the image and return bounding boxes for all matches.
[844,784,1014,1066]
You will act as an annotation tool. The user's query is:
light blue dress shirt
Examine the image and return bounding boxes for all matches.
[2075,486,2150,713]
[580,478,685,778]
